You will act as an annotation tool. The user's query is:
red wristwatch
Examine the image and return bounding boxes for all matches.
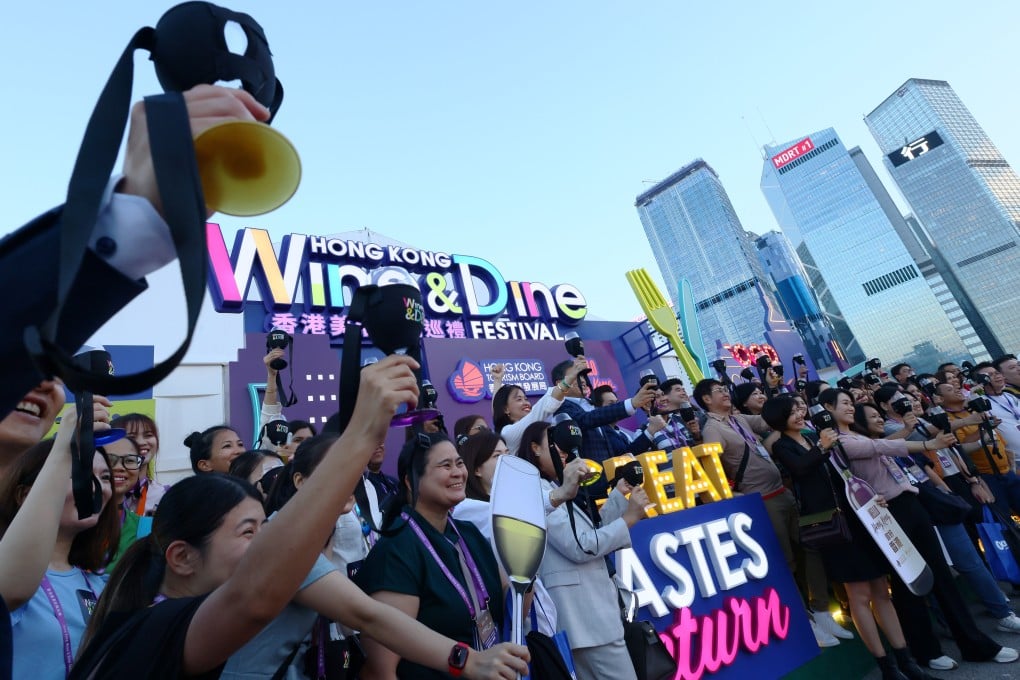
[448,642,470,677]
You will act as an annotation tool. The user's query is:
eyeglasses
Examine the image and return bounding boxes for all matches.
[106,453,145,470]
[469,423,489,434]
[711,386,729,395]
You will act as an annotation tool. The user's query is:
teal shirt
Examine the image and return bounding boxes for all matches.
[356,507,504,679]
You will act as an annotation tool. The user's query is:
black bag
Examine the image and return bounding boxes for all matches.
[798,506,852,549]
[623,619,677,680]
[301,618,365,680]
[916,482,973,525]
[525,630,575,680]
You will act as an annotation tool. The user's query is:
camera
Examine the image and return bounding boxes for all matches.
[740,367,755,382]
[266,328,292,370]
[678,401,696,423]
[809,404,835,432]
[262,420,290,447]
[792,354,806,366]
[960,360,975,378]
[966,395,992,414]
[772,363,784,379]
[862,370,881,387]
[865,357,882,371]
[638,369,659,389]
[972,372,992,387]
[795,378,807,392]
[614,460,644,487]
[891,396,912,417]
[837,377,853,391]
[710,358,728,375]
[421,379,438,409]
[926,406,951,434]
[755,354,772,373]
[564,331,585,358]
[919,377,938,399]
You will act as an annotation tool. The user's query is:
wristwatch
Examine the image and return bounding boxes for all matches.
[448,642,470,677]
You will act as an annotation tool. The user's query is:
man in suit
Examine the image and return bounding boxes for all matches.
[0,85,270,419]
[549,359,656,497]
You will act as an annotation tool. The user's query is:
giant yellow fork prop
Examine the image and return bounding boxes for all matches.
[626,268,704,383]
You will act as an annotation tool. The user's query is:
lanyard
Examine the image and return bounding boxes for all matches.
[402,513,488,618]
[729,416,760,451]
[669,416,689,447]
[988,393,1020,422]
[40,573,95,678]
[353,503,377,550]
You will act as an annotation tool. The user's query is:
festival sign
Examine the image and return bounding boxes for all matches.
[606,448,818,679]
[205,224,588,342]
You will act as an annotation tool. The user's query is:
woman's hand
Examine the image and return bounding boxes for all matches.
[489,363,505,392]
[902,412,919,431]
[931,431,958,449]
[562,357,588,387]
[464,642,530,680]
[875,494,888,508]
[818,427,838,451]
[555,458,590,502]
[971,479,995,505]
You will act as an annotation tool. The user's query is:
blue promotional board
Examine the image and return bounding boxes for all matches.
[614,494,818,679]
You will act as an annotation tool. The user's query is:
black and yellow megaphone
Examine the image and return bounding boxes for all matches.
[153,2,300,216]
[194,121,300,216]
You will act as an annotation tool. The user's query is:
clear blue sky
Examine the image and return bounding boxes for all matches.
[3,1,1018,321]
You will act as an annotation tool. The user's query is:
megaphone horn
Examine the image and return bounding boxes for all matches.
[194,121,301,216]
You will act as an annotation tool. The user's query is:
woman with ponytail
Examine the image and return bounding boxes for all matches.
[184,425,245,474]
[71,355,435,678]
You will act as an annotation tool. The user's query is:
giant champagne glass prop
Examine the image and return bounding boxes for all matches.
[359,284,440,427]
[490,455,547,665]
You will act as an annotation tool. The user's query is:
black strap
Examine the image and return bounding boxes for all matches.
[276,337,298,407]
[335,288,370,434]
[977,419,1005,477]
[24,28,207,397]
[733,442,751,492]
[70,390,103,519]
[548,444,598,557]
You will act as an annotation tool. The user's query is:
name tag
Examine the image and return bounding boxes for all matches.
[474,608,498,650]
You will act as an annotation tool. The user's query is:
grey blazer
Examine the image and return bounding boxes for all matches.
[539,483,631,649]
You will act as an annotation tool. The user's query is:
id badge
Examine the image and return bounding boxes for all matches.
[474,608,498,650]
[755,444,771,461]
[882,457,906,484]
[76,589,98,621]
[934,449,959,475]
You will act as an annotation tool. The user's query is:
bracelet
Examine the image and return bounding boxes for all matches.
[922,440,930,451]
[558,380,571,391]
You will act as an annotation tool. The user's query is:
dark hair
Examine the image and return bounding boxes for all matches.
[992,355,1017,372]
[692,379,722,411]
[971,361,995,374]
[0,438,120,573]
[81,474,261,652]
[872,384,902,413]
[460,431,505,502]
[382,433,452,530]
[817,388,852,412]
[264,435,339,514]
[286,419,317,437]
[890,363,911,379]
[492,385,525,432]
[804,380,829,406]
[659,378,684,396]
[732,383,761,415]
[550,360,573,386]
[112,413,160,481]
[453,414,489,448]
[761,395,797,433]
[853,403,883,437]
[590,385,616,408]
[184,425,237,474]
[515,421,550,477]
[936,362,958,374]
[228,450,283,482]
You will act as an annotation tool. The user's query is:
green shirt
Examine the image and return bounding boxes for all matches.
[356,507,504,679]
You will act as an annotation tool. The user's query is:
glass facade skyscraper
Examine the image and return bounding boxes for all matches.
[635,160,782,350]
[866,78,1020,357]
[754,230,845,368]
[760,128,971,365]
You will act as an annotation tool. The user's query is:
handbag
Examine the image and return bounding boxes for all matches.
[506,589,577,680]
[619,589,677,680]
[976,506,1020,582]
[797,455,852,549]
[300,617,365,680]
[915,482,972,525]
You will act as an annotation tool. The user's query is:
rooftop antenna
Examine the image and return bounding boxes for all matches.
[741,115,767,160]
[757,107,777,146]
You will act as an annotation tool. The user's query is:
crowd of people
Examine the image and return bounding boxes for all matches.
[7,341,1020,680]
[5,82,1020,680]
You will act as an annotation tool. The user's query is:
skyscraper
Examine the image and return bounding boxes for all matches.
[635,160,783,351]
[760,128,971,366]
[866,78,1020,357]
[754,230,846,368]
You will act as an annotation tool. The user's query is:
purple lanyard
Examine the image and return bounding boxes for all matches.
[669,417,688,447]
[402,513,489,617]
[989,394,1020,422]
[729,416,760,450]
[40,574,78,680]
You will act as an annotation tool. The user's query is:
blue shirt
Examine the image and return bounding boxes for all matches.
[12,568,105,679]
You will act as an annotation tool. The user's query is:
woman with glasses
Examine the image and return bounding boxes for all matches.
[733,383,767,416]
[453,415,490,449]
[111,413,169,518]
[358,433,520,679]
[102,436,152,570]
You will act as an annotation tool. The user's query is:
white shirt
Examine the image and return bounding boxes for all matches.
[986,392,1020,465]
